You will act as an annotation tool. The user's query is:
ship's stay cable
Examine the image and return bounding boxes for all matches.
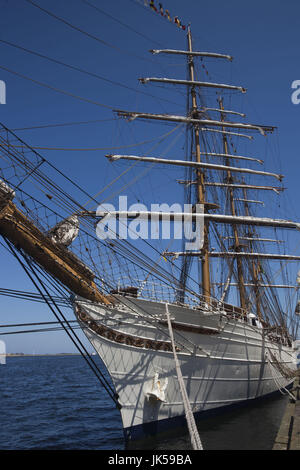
[0,326,81,336]
[24,0,157,65]
[2,237,121,408]
[0,245,205,360]
[0,320,75,328]
[0,126,270,304]
[78,0,177,80]
[165,304,203,450]
[128,0,187,34]
[0,39,179,108]
[99,126,184,204]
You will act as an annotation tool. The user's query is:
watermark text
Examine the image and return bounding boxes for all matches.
[0,80,6,104]
[291,80,300,104]
[96,196,204,251]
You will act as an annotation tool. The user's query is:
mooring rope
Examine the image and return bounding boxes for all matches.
[265,350,296,401]
[165,303,203,450]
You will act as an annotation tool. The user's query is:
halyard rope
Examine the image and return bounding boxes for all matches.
[265,350,296,401]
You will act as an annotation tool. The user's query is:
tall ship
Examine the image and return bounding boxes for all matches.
[0,18,299,445]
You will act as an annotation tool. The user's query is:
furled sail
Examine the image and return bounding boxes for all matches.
[47,215,79,247]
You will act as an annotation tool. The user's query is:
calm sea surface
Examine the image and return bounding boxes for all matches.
[0,355,290,450]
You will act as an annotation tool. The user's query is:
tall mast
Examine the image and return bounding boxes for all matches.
[187,28,211,301]
[219,98,247,310]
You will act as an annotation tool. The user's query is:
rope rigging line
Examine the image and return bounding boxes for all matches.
[80,0,163,48]
[11,118,116,132]
[0,320,81,329]
[0,325,83,336]
[98,125,185,204]
[0,238,210,358]
[0,233,210,357]
[3,117,296,334]
[0,39,179,107]
[0,65,115,110]
[0,241,202,359]
[0,125,182,151]
[129,0,188,32]
[265,350,297,401]
[24,0,157,65]
[0,123,207,301]
[0,172,199,302]
[192,99,298,330]
[0,287,71,307]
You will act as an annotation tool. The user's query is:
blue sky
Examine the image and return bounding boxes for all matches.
[1,0,300,353]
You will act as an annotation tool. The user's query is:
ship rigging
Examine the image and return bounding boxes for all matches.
[0,20,299,447]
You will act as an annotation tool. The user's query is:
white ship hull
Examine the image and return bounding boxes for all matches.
[74,296,297,441]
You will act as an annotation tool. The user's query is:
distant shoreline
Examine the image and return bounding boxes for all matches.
[6,353,83,357]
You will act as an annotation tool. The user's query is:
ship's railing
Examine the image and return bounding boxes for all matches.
[111,277,249,316]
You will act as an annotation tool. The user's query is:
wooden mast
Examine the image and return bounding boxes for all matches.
[219,98,247,311]
[187,28,211,302]
[242,186,262,319]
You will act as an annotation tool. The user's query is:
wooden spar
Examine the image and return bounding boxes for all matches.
[139,77,247,94]
[0,197,109,305]
[219,97,246,310]
[149,49,233,61]
[178,181,285,194]
[187,29,210,301]
[116,110,274,136]
[106,155,283,181]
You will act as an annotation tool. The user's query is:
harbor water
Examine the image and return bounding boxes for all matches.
[0,355,290,450]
